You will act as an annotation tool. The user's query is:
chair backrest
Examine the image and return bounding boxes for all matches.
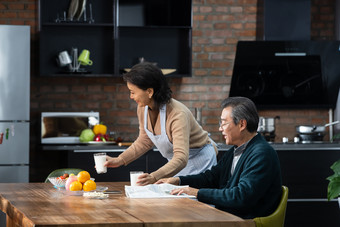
[253,185,289,227]
[44,168,84,183]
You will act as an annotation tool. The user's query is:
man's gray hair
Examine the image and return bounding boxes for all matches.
[221,97,259,133]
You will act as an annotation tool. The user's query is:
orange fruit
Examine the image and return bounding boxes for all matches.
[77,171,91,184]
[83,180,96,191]
[69,181,82,191]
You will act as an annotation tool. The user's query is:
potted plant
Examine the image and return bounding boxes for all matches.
[327,159,340,206]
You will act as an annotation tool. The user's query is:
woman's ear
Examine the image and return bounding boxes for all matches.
[147,88,154,98]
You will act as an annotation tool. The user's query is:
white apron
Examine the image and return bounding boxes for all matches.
[144,105,216,177]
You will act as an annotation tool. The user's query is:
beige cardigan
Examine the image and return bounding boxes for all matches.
[119,99,216,180]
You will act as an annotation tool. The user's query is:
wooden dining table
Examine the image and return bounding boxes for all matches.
[0,182,255,227]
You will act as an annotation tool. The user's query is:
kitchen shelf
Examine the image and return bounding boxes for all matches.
[118,26,192,29]
[38,0,192,77]
[42,23,114,27]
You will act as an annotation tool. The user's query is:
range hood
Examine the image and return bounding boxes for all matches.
[229,41,340,109]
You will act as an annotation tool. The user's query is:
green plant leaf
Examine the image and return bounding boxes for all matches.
[326,173,338,181]
[330,159,340,174]
[327,176,340,200]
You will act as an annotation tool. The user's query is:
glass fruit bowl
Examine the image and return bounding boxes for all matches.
[48,177,67,188]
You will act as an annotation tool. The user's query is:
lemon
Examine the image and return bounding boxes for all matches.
[69,181,82,191]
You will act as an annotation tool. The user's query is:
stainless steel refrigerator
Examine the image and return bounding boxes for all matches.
[0,25,30,183]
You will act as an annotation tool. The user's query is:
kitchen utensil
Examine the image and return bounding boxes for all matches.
[282,75,320,98]
[195,107,202,125]
[257,116,280,133]
[83,3,87,21]
[296,121,339,134]
[68,0,78,21]
[118,142,133,147]
[89,3,94,23]
[296,121,340,142]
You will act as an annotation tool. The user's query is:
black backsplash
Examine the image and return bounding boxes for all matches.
[230,41,340,109]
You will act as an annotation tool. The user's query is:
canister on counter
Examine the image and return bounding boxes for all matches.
[282,137,289,143]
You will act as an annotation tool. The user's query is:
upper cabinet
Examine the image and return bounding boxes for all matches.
[38,0,192,77]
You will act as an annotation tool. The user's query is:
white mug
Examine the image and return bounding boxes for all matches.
[57,51,72,67]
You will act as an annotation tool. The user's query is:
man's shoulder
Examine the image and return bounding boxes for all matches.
[246,136,278,158]
[251,134,275,149]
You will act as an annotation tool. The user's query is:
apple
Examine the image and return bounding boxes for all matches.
[94,134,103,142]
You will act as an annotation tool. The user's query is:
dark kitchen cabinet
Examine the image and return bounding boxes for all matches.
[217,146,340,227]
[277,149,340,227]
[146,150,168,173]
[38,0,192,77]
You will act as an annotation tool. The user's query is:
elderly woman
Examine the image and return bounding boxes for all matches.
[104,62,217,185]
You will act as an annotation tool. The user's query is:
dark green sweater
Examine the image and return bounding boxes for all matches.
[180,134,282,219]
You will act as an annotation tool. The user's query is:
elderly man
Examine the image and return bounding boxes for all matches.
[157,96,282,219]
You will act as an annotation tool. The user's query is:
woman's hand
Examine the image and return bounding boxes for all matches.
[136,173,156,186]
[104,156,124,168]
[170,187,198,197]
[155,177,180,185]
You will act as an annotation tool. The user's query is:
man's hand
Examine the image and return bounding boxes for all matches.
[170,187,198,197]
[155,177,180,185]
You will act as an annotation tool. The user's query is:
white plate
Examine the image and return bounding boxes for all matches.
[68,0,78,20]
[75,0,87,20]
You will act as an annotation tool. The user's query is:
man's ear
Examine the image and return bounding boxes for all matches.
[239,119,247,130]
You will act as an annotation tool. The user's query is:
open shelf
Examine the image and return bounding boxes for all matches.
[39,0,192,77]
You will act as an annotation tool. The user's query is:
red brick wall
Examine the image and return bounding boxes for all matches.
[311,0,335,40]
[0,0,336,145]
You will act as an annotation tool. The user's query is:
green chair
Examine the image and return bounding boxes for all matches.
[44,168,84,183]
[253,186,289,227]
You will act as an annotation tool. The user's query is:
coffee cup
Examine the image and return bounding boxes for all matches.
[78,49,93,66]
[57,50,72,67]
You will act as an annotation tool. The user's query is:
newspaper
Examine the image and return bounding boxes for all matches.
[125,183,196,199]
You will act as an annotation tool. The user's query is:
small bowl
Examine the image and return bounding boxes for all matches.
[48,177,67,188]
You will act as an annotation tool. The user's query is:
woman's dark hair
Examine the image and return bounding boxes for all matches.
[221,96,259,133]
[123,62,172,105]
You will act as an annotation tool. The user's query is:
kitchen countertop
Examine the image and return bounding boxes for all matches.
[41,142,340,151]
[217,142,340,151]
